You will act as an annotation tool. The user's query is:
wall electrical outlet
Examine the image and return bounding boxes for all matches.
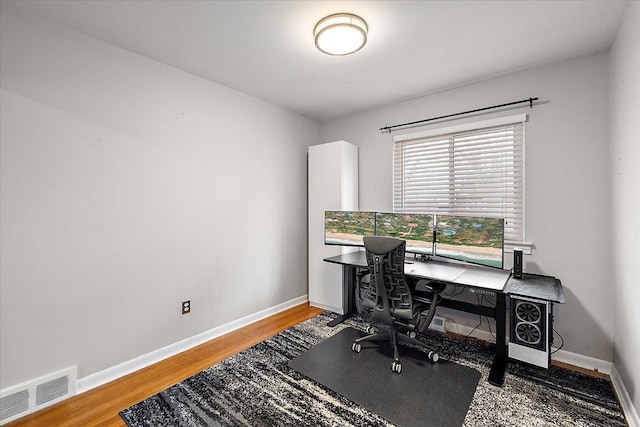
[182,300,191,315]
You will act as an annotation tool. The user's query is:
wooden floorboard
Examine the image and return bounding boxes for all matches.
[6,303,324,427]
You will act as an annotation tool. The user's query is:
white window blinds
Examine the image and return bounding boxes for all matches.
[393,115,525,243]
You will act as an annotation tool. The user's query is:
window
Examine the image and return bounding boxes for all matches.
[393,114,526,247]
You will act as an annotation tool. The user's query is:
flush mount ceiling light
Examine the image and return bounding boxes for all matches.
[314,13,368,56]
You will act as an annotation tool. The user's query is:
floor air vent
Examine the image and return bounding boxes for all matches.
[0,366,76,425]
[0,390,28,423]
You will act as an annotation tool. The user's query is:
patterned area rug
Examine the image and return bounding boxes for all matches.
[120,312,626,426]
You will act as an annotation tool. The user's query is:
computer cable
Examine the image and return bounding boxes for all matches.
[551,328,565,354]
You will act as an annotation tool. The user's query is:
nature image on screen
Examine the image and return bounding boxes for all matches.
[324,211,376,246]
[375,212,434,255]
[435,215,504,268]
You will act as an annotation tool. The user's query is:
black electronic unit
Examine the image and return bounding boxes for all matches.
[513,249,523,279]
[508,296,552,368]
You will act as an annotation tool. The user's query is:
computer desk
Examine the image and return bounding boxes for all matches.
[323,251,564,387]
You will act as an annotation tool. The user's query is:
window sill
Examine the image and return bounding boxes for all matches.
[504,241,534,255]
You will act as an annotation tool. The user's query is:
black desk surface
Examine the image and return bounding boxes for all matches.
[324,252,565,303]
[505,273,565,304]
[324,251,368,267]
[325,251,511,291]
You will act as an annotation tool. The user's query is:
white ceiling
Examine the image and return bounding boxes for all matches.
[4,0,629,122]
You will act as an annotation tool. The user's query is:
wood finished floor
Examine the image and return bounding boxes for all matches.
[6,303,324,427]
[6,303,608,426]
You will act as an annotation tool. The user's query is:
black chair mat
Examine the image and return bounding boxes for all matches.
[288,327,481,427]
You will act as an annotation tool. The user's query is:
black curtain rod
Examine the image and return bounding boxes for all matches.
[379,97,539,133]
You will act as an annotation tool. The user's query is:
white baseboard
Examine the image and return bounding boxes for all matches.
[551,349,613,375]
[444,319,496,343]
[611,365,640,427]
[445,320,615,375]
[308,301,342,315]
[77,295,308,394]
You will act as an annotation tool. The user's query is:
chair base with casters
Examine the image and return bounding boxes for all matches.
[351,236,446,374]
[351,324,440,373]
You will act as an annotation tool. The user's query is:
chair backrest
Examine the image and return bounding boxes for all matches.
[363,236,414,324]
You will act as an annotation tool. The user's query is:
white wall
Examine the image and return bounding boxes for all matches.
[321,52,613,362]
[0,5,319,388]
[610,2,640,415]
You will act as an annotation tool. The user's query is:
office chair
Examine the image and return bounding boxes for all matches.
[352,236,445,373]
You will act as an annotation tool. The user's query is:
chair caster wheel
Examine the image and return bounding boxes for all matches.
[366,325,376,334]
[391,361,402,374]
[428,351,439,363]
[407,331,417,339]
[351,342,361,353]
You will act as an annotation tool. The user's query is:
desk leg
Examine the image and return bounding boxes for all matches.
[488,292,507,386]
[327,264,356,327]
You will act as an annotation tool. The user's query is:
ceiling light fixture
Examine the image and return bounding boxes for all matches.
[314,13,368,56]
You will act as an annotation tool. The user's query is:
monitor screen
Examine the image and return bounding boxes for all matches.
[375,212,434,255]
[435,215,504,268]
[324,211,376,247]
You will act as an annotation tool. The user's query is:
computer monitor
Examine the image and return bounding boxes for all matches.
[375,212,434,255]
[324,211,376,247]
[434,215,504,269]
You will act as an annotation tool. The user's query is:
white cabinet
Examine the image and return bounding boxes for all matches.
[308,141,358,313]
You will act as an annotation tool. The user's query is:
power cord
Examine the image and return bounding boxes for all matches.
[464,318,483,341]
[461,294,497,344]
[481,295,497,342]
[440,316,460,334]
[443,284,465,300]
[551,328,565,354]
